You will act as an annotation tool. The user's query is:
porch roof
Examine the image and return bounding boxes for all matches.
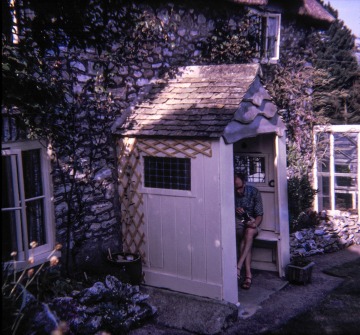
[115,64,285,144]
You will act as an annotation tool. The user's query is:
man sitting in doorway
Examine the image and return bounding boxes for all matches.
[234,173,263,289]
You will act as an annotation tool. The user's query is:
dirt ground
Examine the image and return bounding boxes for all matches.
[225,245,360,335]
[261,259,360,335]
[130,245,360,335]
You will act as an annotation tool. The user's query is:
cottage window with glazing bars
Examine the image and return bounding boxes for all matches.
[1,141,55,265]
[259,14,281,60]
[144,156,191,190]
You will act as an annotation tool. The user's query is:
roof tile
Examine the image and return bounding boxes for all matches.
[116,64,285,141]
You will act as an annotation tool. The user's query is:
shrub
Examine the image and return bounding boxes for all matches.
[287,175,319,232]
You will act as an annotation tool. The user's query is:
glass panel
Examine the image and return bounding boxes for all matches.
[260,16,267,57]
[26,199,46,246]
[317,176,330,212]
[267,16,277,58]
[234,155,266,183]
[2,155,17,208]
[335,164,353,187]
[1,211,19,262]
[316,132,330,172]
[335,192,353,210]
[22,149,43,198]
[319,176,330,195]
[144,157,191,190]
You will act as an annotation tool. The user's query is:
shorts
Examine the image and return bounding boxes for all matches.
[236,218,261,260]
[236,218,261,240]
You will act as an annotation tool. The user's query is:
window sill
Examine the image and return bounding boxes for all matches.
[3,250,62,273]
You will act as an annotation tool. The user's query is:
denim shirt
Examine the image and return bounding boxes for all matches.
[235,185,263,219]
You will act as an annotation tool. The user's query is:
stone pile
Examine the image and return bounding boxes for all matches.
[290,210,360,258]
[5,275,156,335]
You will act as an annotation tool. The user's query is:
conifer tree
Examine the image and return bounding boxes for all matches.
[313,14,359,124]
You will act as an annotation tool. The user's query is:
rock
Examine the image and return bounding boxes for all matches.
[290,210,358,259]
[294,231,304,241]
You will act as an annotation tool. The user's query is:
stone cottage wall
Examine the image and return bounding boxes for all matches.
[3,0,328,273]
[51,1,255,272]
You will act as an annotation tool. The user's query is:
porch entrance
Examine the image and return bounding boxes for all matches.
[234,133,278,272]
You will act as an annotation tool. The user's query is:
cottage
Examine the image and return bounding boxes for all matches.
[2,0,336,305]
[114,63,289,302]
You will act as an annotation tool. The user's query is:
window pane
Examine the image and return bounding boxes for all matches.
[1,211,19,262]
[22,149,43,198]
[2,155,18,208]
[144,157,191,190]
[267,16,277,58]
[316,132,330,172]
[26,199,46,246]
[335,192,353,210]
[234,155,266,183]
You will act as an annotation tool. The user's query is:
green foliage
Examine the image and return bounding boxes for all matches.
[201,12,257,64]
[287,175,318,232]
[1,36,64,117]
[1,0,159,274]
[312,19,360,124]
[264,30,330,177]
[265,17,359,176]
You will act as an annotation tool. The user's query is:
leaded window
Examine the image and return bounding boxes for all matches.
[144,156,191,190]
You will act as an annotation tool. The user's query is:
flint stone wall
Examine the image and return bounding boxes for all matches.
[3,1,324,272]
[290,210,360,258]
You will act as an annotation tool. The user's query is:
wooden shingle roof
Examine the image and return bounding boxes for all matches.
[116,64,286,144]
[298,0,335,23]
[227,0,267,4]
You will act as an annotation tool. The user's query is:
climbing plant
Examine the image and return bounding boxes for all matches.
[1,0,171,274]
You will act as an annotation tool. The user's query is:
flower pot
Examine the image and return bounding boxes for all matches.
[107,252,143,285]
[286,261,315,285]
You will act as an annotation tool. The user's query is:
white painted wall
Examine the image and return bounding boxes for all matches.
[139,140,232,300]
[129,132,289,301]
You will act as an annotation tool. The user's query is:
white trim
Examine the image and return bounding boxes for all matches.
[259,13,281,62]
[142,268,223,300]
[220,138,238,304]
[313,125,360,213]
[139,152,201,198]
[274,134,290,277]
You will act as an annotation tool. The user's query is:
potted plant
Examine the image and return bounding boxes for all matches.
[106,249,143,285]
[286,256,315,285]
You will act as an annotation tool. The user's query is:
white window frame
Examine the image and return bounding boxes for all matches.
[313,125,360,214]
[260,13,281,62]
[1,140,56,268]
[140,153,198,198]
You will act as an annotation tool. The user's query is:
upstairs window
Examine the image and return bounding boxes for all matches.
[258,14,281,61]
[144,156,191,191]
